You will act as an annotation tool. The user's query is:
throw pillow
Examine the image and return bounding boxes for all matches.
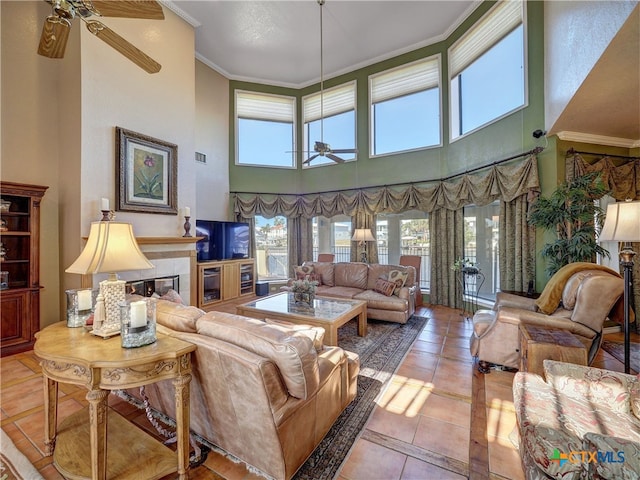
[308,273,322,285]
[294,264,314,280]
[631,379,640,420]
[160,289,185,305]
[374,277,396,296]
[388,269,409,295]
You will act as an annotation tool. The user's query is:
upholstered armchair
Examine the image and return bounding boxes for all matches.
[470,263,625,370]
[513,360,640,480]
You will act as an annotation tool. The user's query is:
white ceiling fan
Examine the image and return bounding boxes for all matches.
[303,0,357,165]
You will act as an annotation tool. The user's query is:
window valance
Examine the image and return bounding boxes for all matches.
[233,155,540,218]
[570,153,640,201]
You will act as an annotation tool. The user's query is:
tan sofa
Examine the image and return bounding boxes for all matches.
[129,299,360,480]
[291,261,417,324]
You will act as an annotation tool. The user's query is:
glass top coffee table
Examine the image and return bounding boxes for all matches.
[236,292,367,346]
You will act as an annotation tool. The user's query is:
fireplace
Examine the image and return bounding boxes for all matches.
[126,275,179,298]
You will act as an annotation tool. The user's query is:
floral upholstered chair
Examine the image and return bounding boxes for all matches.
[512,360,640,479]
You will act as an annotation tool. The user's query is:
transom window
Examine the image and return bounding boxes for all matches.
[235,91,296,168]
[449,0,525,139]
[303,82,356,167]
[369,56,441,156]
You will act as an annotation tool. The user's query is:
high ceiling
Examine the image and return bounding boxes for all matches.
[164,0,479,87]
[162,1,639,145]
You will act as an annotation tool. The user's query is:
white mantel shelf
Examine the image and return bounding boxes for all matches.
[136,237,204,245]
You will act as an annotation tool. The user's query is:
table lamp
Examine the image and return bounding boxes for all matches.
[352,228,375,263]
[599,199,640,374]
[66,222,153,337]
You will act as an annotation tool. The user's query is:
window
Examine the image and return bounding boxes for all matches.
[235,91,296,168]
[312,216,352,261]
[370,57,441,156]
[254,215,288,279]
[449,0,525,139]
[463,202,500,301]
[376,211,430,290]
[303,82,356,167]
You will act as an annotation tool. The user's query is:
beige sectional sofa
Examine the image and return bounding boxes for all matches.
[293,261,417,324]
[128,298,359,480]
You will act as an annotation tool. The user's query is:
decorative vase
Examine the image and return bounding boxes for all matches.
[293,291,315,306]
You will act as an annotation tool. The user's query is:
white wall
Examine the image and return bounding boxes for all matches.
[195,60,230,221]
[544,1,637,132]
[2,1,229,324]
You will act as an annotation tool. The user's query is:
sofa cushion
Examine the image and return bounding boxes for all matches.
[265,318,325,353]
[197,312,320,400]
[318,286,365,299]
[374,277,396,296]
[311,262,335,287]
[156,299,205,333]
[562,270,609,310]
[354,290,408,312]
[334,262,368,290]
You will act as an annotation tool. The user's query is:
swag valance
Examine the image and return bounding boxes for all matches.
[569,153,640,200]
[233,155,540,218]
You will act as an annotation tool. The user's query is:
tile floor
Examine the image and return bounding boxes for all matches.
[1,302,637,480]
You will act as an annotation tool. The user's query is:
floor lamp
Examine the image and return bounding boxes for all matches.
[599,200,640,374]
[352,228,375,263]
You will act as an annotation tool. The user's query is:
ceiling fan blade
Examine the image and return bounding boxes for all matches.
[86,20,161,73]
[38,16,71,58]
[326,153,346,164]
[90,1,164,19]
[331,149,358,154]
[304,154,320,165]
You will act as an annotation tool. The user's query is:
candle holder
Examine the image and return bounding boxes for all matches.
[120,297,157,348]
[65,288,99,327]
[101,210,113,221]
[183,216,192,237]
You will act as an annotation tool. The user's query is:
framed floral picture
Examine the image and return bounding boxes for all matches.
[116,127,178,214]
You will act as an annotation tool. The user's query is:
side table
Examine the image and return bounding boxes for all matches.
[519,323,587,378]
[34,322,196,480]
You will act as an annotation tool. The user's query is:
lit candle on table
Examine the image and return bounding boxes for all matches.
[129,300,147,328]
[101,198,109,211]
[77,290,92,311]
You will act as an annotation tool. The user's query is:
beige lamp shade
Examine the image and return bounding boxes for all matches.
[66,222,153,275]
[351,228,375,243]
[599,201,640,242]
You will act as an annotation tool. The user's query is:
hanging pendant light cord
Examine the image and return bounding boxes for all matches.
[319,0,325,144]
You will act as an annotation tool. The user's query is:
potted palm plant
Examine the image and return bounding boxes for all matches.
[528,172,610,277]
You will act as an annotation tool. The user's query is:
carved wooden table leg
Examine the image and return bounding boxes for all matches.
[174,372,192,480]
[43,376,58,455]
[87,389,109,480]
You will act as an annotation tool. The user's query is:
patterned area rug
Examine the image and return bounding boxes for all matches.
[0,429,44,480]
[293,314,428,480]
[601,340,640,374]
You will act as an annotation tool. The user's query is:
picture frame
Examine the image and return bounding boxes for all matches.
[116,127,178,214]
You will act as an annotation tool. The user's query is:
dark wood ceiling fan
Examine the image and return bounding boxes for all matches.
[304,0,357,165]
[37,0,164,74]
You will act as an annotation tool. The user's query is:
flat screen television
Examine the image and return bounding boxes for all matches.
[196,220,250,262]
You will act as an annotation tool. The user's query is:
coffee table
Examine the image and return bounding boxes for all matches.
[236,292,367,346]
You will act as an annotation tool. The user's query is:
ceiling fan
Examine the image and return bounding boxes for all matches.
[37,0,164,74]
[303,0,357,165]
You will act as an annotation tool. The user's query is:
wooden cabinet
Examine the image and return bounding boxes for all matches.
[1,181,48,357]
[519,324,587,377]
[197,259,255,309]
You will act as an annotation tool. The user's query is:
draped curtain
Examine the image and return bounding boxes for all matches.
[287,216,313,276]
[430,208,464,307]
[233,154,540,307]
[499,195,536,291]
[568,153,640,328]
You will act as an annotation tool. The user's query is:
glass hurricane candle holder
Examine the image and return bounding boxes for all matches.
[66,288,98,328]
[120,297,157,348]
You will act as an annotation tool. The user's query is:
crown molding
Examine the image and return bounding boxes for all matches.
[160,1,201,27]
[556,131,640,149]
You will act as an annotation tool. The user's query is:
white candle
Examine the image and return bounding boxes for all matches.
[129,300,147,328]
[101,198,109,211]
[184,207,190,217]
[77,290,92,311]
